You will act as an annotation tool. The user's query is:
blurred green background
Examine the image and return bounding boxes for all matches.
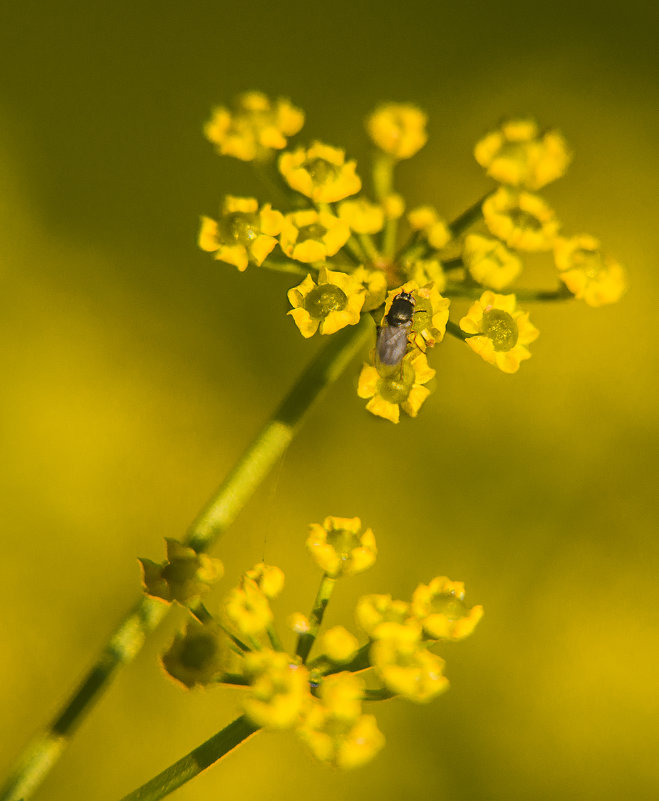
[1,1,658,799]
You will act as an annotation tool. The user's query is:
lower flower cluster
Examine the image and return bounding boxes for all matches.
[140,516,482,769]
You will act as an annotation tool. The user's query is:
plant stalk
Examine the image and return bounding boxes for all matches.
[0,316,372,801]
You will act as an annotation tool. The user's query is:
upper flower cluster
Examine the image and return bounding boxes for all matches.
[140,516,482,770]
[199,94,627,422]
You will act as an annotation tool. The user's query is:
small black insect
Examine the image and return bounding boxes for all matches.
[376,290,416,367]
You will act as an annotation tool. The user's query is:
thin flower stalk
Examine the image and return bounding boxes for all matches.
[119,716,259,801]
[296,574,337,662]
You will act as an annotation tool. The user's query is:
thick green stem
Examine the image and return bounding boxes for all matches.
[296,574,336,662]
[0,317,372,801]
[119,715,259,801]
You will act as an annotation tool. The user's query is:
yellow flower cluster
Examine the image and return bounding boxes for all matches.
[474,117,572,190]
[198,94,626,422]
[142,517,482,770]
[204,91,304,162]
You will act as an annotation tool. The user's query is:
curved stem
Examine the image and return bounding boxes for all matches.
[446,320,471,342]
[119,715,259,801]
[0,317,373,801]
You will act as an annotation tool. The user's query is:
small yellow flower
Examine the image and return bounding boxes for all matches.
[161,620,228,689]
[366,103,428,160]
[382,192,405,219]
[407,206,452,250]
[198,196,284,271]
[279,141,361,203]
[224,578,273,637]
[287,267,365,338]
[462,233,523,290]
[408,283,450,350]
[370,622,449,703]
[318,626,360,664]
[474,117,572,190]
[411,577,484,641]
[279,209,351,264]
[379,281,449,352]
[317,671,364,721]
[243,650,311,730]
[139,539,223,605]
[357,350,435,424]
[351,266,388,311]
[554,234,627,306]
[306,516,377,578]
[337,197,385,234]
[459,290,539,374]
[288,612,311,635]
[483,187,560,252]
[244,563,285,600]
[298,673,385,769]
[204,92,304,162]
[405,259,447,293]
[355,594,412,639]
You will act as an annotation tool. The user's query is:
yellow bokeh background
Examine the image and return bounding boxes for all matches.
[1,3,657,800]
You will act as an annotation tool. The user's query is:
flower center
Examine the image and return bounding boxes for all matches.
[304,157,338,183]
[573,247,604,279]
[499,141,532,163]
[326,529,360,562]
[219,212,260,245]
[410,297,432,333]
[297,222,327,243]
[162,558,199,585]
[508,209,542,231]
[304,284,348,318]
[482,308,519,351]
[377,361,415,404]
[429,595,467,621]
[180,633,217,669]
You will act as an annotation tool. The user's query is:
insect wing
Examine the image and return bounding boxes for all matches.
[377,323,410,366]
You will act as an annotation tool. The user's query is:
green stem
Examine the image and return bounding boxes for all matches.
[395,231,422,263]
[358,232,381,264]
[0,317,373,801]
[448,193,490,238]
[444,283,573,302]
[296,574,336,662]
[188,601,214,625]
[119,715,259,801]
[325,642,371,674]
[446,320,471,342]
[253,161,295,211]
[260,258,309,277]
[372,151,394,200]
[346,235,368,264]
[362,688,396,701]
[382,217,398,259]
[266,623,284,652]
[372,152,396,257]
